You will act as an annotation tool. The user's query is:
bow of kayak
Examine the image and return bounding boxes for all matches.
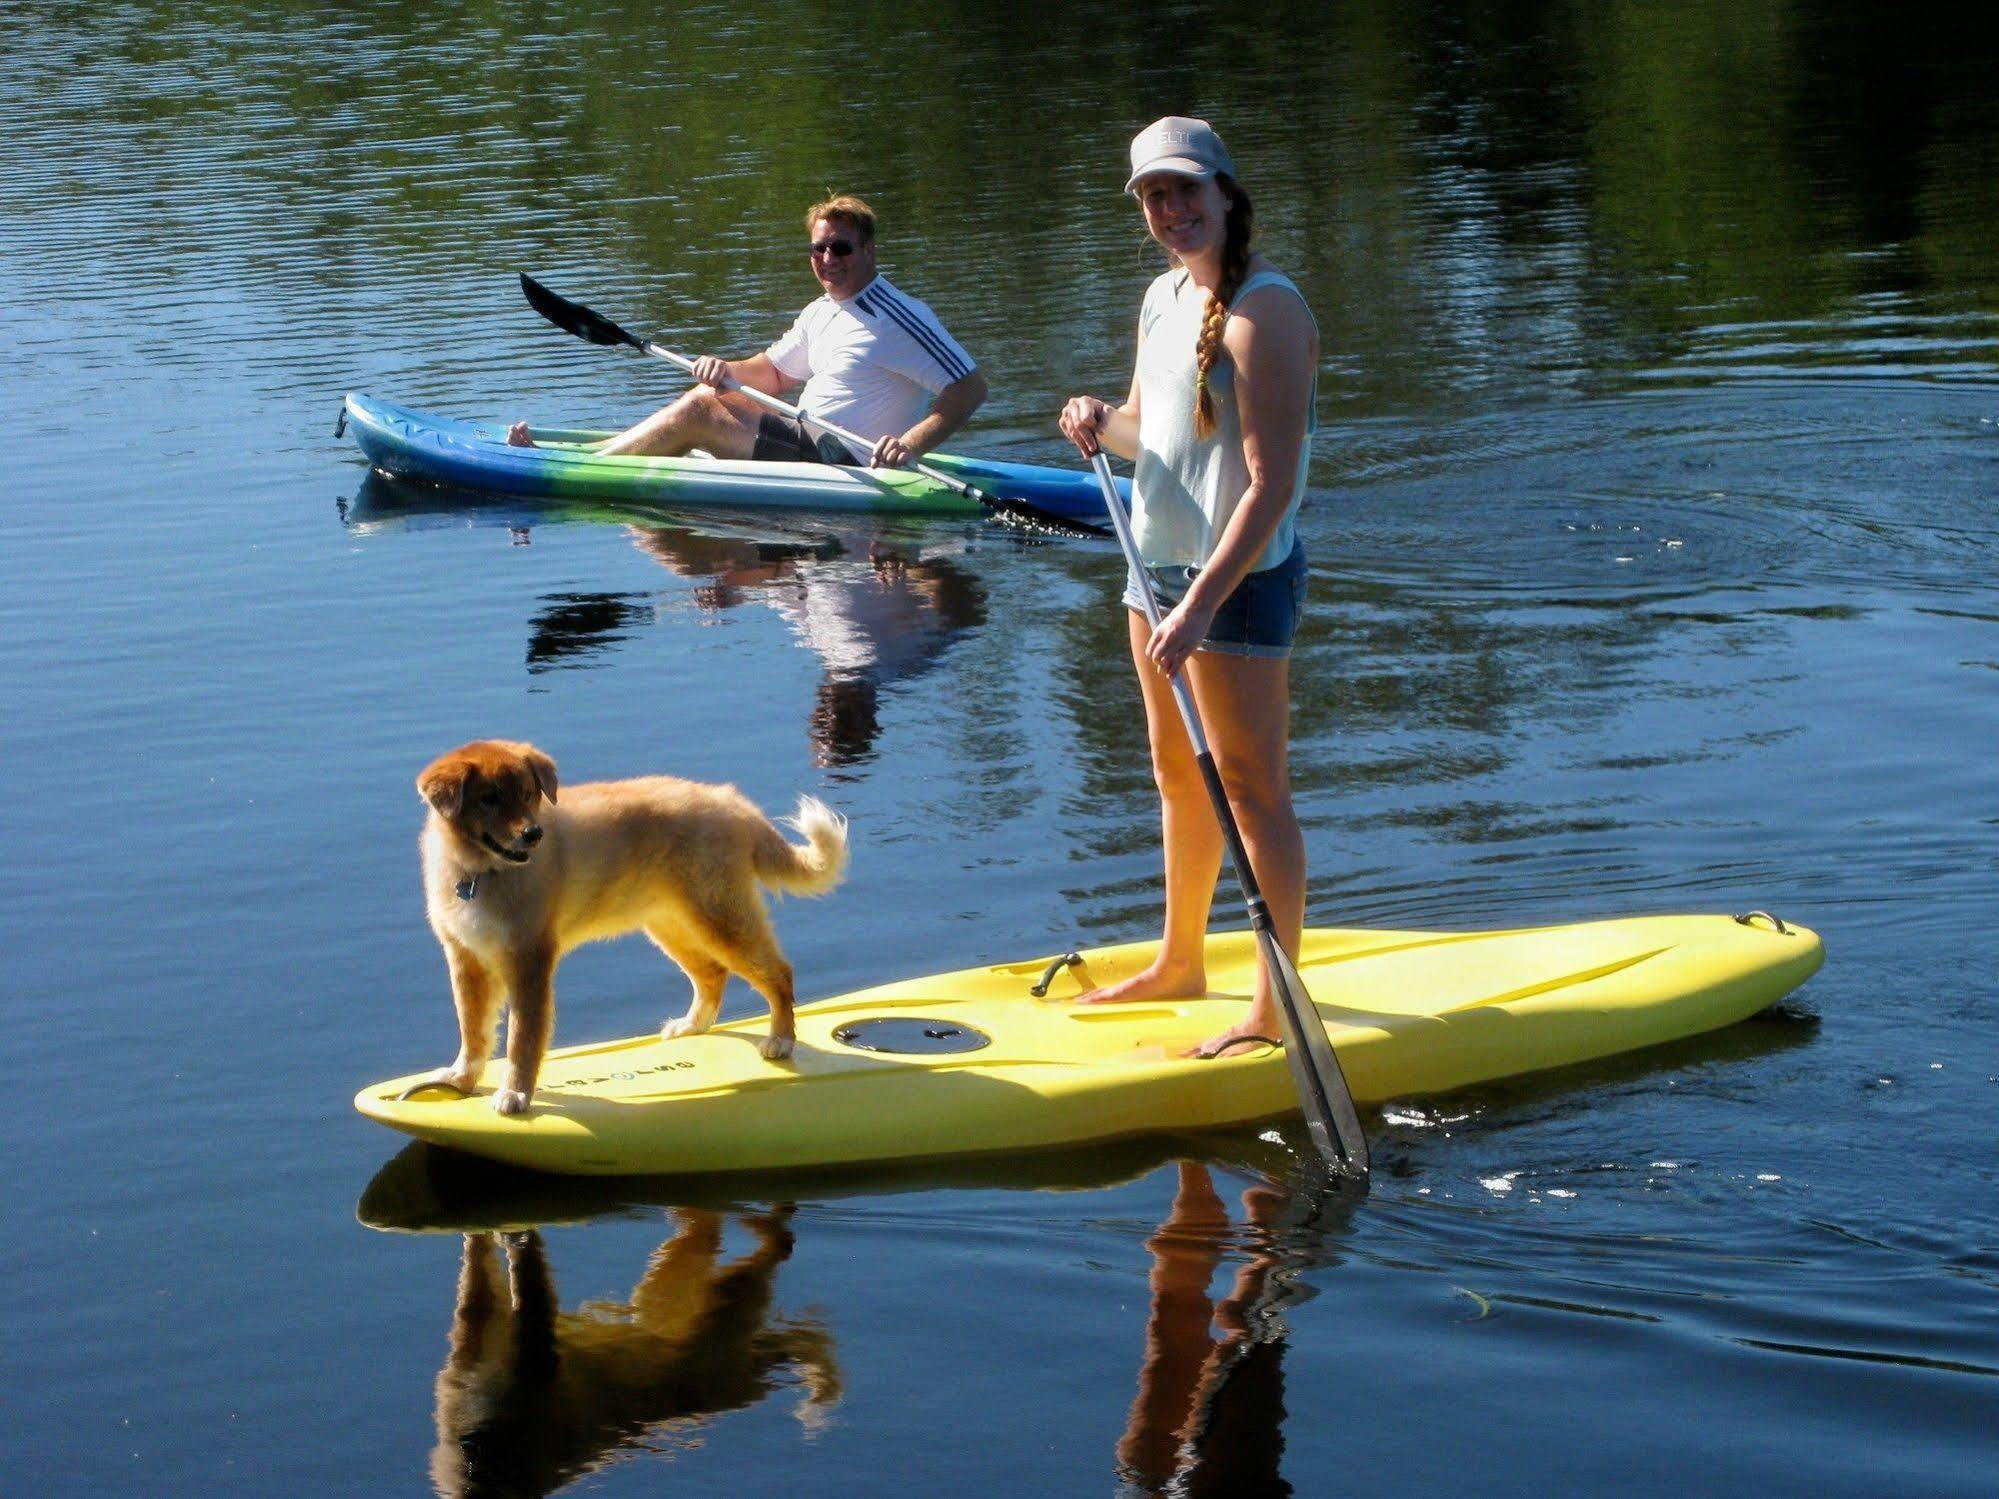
[354,914,1823,1177]
[339,392,1118,521]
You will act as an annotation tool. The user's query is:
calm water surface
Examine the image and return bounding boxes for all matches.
[5,3,1997,1494]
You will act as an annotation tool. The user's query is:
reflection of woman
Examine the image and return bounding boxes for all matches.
[1117,1161,1290,1496]
[1060,117,1320,1059]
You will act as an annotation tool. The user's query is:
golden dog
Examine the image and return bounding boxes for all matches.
[417,739,848,1114]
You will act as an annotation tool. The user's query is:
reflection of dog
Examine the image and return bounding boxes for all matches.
[430,1213,840,1498]
[417,740,848,1114]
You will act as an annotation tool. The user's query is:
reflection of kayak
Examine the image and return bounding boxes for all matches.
[339,467,681,537]
[339,392,1118,520]
[355,914,1822,1177]
[341,467,927,543]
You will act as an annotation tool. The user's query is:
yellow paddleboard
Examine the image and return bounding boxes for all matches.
[354,914,1822,1176]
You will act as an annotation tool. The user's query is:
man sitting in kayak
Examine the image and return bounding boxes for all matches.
[507,194,987,468]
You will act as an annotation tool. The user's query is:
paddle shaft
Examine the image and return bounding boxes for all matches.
[652,346,890,465]
[1088,450,1369,1177]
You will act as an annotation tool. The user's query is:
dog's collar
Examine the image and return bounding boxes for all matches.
[456,874,480,901]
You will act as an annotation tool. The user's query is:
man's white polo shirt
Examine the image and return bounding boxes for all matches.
[765,275,977,457]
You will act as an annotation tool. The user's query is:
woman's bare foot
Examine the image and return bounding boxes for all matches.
[1072,959,1208,1006]
[1185,1012,1284,1059]
[506,420,537,448]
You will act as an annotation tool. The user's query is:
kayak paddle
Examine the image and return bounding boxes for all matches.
[519,274,1109,538]
[1088,449,1370,1180]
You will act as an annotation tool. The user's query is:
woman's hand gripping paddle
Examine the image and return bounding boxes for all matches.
[1088,449,1370,1180]
[519,274,1108,538]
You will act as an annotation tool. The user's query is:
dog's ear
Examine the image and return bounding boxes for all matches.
[524,746,559,806]
[417,759,468,819]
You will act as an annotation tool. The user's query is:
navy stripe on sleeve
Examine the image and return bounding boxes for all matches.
[877,286,974,381]
[868,285,974,382]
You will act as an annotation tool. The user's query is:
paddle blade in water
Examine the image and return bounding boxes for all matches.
[974,486,1111,539]
[1263,929,1370,1179]
[519,273,646,350]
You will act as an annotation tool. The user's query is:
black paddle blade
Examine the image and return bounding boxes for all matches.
[1262,930,1371,1180]
[978,490,1112,539]
[949,474,1111,539]
[519,273,647,350]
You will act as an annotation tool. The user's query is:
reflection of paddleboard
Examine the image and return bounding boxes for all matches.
[354,915,1823,1177]
[355,1130,1294,1233]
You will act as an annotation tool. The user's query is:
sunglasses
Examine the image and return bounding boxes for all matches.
[809,239,856,258]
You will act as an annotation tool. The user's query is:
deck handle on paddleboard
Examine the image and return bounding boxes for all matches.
[334,403,347,438]
[1733,910,1792,934]
[395,1077,474,1102]
[1030,950,1083,996]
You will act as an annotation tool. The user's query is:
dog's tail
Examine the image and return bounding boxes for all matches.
[754,796,850,897]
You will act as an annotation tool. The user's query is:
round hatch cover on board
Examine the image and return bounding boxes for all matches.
[831,1017,992,1054]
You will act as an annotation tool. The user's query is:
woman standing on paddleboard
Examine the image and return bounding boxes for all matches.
[1060,117,1320,1060]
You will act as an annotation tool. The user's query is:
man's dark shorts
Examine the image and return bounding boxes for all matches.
[752,413,856,465]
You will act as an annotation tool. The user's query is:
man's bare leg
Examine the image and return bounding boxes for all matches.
[508,387,764,457]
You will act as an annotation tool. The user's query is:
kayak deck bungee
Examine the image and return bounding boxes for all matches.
[339,392,1120,521]
[354,914,1824,1177]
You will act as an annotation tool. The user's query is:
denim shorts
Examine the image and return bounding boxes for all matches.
[1121,538,1308,659]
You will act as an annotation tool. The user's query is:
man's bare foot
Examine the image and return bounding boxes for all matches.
[506,420,536,448]
[1072,960,1208,1006]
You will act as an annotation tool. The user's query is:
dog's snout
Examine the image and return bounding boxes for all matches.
[523,824,543,846]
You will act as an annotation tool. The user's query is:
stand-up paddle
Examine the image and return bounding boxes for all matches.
[1088,449,1369,1180]
[519,274,1109,538]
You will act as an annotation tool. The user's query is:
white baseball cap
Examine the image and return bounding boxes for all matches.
[1124,116,1237,193]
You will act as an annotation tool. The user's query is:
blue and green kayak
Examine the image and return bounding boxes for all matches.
[340,393,1119,521]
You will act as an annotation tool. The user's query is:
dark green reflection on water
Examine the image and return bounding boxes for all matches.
[12,0,1996,427]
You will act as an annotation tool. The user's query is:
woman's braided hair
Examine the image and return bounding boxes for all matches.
[1193,174,1255,440]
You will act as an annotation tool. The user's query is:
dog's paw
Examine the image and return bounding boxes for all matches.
[491,1088,531,1116]
[759,1034,795,1062]
[661,1016,705,1042]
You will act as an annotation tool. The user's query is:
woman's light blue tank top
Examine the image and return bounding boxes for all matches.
[1132,265,1317,572]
